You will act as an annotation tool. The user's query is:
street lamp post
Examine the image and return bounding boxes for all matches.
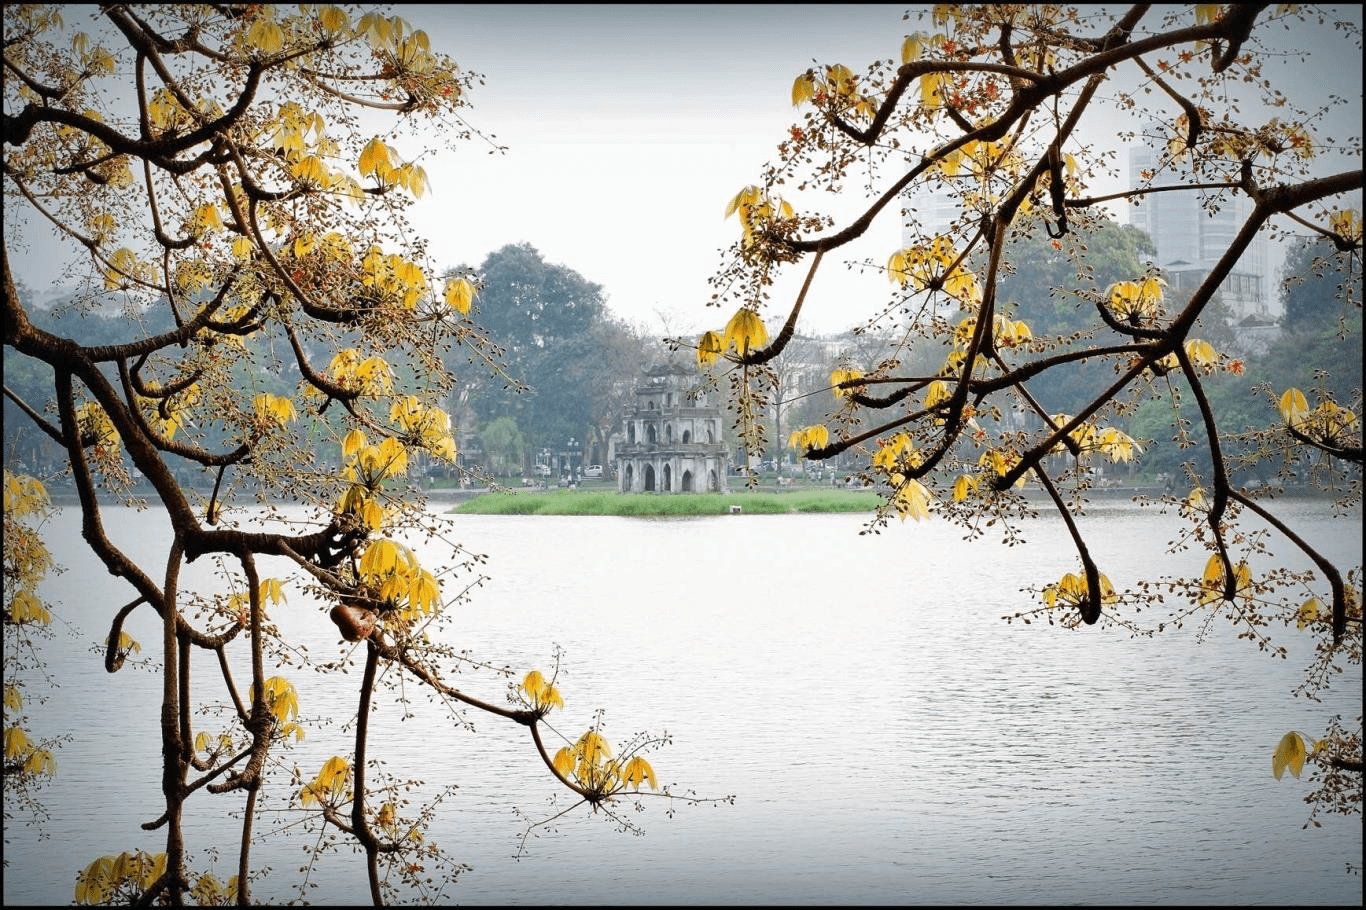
[563,437,580,480]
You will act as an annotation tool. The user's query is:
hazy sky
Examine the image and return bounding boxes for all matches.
[8,5,1361,337]
[403,3,921,337]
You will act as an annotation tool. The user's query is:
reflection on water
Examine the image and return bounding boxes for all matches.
[4,499,1361,905]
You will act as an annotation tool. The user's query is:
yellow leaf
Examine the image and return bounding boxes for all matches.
[1272,731,1307,780]
[5,726,32,760]
[342,428,366,460]
[317,5,350,35]
[258,578,287,607]
[24,747,57,777]
[1278,387,1309,427]
[360,539,401,578]
[622,755,658,791]
[952,473,977,502]
[920,71,948,110]
[723,308,768,354]
[791,71,817,106]
[444,277,475,315]
[697,330,725,367]
[361,498,385,532]
[830,368,863,398]
[1199,554,1225,607]
[724,185,761,220]
[246,18,285,54]
[1296,597,1321,630]
[901,32,927,64]
[553,746,575,778]
[358,137,391,178]
[892,477,932,522]
[576,730,612,765]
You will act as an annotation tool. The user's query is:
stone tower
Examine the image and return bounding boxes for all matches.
[615,359,730,493]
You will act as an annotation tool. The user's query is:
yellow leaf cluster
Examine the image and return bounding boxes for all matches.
[901,31,930,64]
[193,730,238,759]
[1278,387,1310,427]
[357,244,429,308]
[74,402,120,455]
[312,348,394,399]
[1042,570,1118,610]
[358,538,442,622]
[1329,208,1363,244]
[787,424,830,453]
[103,246,159,291]
[9,589,52,625]
[552,729,655,794]
[923,379,952,411]
[1183,338,1220,372]
[300,755,351,807]
[790,63,876,119]
[1279,388,1360,444]
[978,447,1016,478]
[259,578,287,608]
[245,14,285,55]
[253,392,297,429]
[888,236,980,308]
[888,475,933,521]
[389,395,458,461]
[5,471,55,630]
[722,308,769,355]
[147,87,194,135]
[521,670,564,713]
[622,755,658,791]
[4,726,56,777]
[951,473,979,502]
[103,630,141,658]
[357,138,427,197]
[919,71,952,111]
[872,432,918,472]
[190,873,242,906]
[830,367,864,398]
[1048,415,1142,463]
[252,675,299,724]
[1296,597,1322,630]
[75,851,166,905]
[1199,554,1253,607]
[725,184,794,249]
[1106,277,1166,322]
[4,470,50,518]
[940,139,1022,187]
[344,435,409,486]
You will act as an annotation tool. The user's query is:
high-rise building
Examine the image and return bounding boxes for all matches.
[899,142,1275,328]
[1128,141,1271,325]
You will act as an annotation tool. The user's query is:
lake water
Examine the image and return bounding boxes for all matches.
[3,497,1361,905]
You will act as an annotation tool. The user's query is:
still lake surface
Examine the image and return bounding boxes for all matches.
[3,496,1361,906]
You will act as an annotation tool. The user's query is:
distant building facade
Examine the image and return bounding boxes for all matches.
[900,141,1275,329]
[614,360,730,493]
[1128,140,1272,325]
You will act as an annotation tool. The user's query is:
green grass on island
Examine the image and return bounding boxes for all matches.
[449,488,884,516]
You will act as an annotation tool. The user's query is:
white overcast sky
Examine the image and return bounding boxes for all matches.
[8,4,1361,338]
[403,3,924,338]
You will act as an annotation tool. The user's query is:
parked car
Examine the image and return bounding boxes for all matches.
[534,464,552,477]
[583,464,604,478]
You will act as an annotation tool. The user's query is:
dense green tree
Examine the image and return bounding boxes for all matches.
[478,414,525,478]
[449,243,610,457]
[1281,234,1364,335]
